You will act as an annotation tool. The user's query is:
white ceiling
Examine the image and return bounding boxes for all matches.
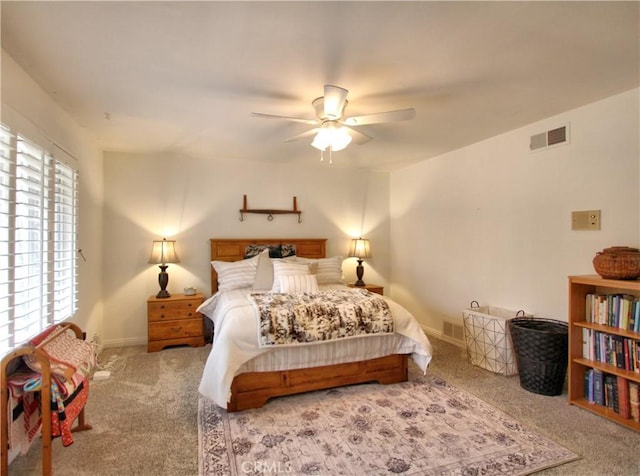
[1,1,638,170]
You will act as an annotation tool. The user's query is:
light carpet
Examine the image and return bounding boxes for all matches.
[198,372,579,475]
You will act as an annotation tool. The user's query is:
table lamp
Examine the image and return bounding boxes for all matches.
[348,238,371,286]
[149,238,180,298]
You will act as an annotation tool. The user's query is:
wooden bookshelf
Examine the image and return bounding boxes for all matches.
[568,275,640,432]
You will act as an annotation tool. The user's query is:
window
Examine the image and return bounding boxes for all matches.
[0,124,79,356]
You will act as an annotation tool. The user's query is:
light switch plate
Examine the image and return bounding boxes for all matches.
[572,210,601,230]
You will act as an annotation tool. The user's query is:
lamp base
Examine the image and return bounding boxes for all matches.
[355,259,365,286]
[156,265,171,299]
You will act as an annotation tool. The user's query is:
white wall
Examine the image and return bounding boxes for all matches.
[6,42,637,349]
[102,153,390,346]
[390,88,640,336]
[1,50,105,341]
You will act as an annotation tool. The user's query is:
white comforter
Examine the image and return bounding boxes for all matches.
[197,284,433,408]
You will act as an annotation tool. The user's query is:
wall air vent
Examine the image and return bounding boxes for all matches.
[443,321,464,342]
[529,124,569,151]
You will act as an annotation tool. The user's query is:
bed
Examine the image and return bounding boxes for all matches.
[198,238,432,411]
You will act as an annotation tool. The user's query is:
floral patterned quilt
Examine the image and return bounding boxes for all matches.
[250,289,394,347]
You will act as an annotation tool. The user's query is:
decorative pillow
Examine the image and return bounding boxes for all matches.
[279,274,319,293]
[212,254,259,291]
[252,249,274,291]
[244,244,296,259]
[295,256,344,284]
[270,261,311,292]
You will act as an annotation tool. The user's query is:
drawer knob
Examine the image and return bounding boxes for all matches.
[188,312,193,317]
[160,314,165,319]
[160,305,165,309]
[188,303,193,307]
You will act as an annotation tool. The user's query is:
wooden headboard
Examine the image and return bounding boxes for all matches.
[210,238,327,294]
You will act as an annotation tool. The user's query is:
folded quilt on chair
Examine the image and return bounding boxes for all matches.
[50,380,89,447]
[6,324,95,453]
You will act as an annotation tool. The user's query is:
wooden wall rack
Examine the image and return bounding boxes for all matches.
[239,194,302,223]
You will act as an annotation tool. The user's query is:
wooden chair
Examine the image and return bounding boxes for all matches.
[1,322,93,475]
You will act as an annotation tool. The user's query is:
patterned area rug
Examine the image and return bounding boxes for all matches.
[198,373,579,475]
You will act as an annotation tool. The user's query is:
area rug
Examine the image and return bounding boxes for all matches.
[198,373,579,475]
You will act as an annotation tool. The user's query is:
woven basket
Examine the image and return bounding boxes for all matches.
[593,246,640,280]
[508,318,568,396]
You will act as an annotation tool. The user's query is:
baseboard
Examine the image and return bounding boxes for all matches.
[421,324,466,348]
[103,336,147,348]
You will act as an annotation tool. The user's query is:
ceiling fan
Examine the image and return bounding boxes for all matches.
[251,84,415,161]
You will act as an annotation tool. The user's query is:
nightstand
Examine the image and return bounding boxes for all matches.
[347,283,384,295]
[147,293,205,352]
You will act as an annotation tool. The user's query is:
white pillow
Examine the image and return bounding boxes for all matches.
[252,252,297,291]
[212,255,259,291]
[279,274,319,293]
[296,256,344,284]
[270,261,310,292]
[252,249,273,291]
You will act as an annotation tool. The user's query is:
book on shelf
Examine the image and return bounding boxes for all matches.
[593,369,605,406]
[582,328,591,361]
[584,369,595,403]
[584,369,639,421]
[617,375,631,419]
[629,381,640,423]
[581,329,640,373]
[585,293,640,332]
[604,374,619,413]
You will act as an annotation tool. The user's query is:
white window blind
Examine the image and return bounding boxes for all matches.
[0,124,79,356]
[53,156,79,321]
[0,125,14,354]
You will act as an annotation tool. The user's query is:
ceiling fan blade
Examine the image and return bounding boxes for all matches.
[345,126,372,145]
[323,85,349,119]
[284,128,320,143]
[251,112,318,125]
[344,108,416,126]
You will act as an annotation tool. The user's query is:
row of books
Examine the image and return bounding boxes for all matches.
[585,293,640,332]
[584,369,639,421]
[582,328,640,373]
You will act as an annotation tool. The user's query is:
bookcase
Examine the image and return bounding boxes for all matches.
[568,275,640,432]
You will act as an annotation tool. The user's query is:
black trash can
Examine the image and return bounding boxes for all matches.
[508,317,568,396]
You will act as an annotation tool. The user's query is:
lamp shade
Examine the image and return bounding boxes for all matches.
[348,238,371,259]
[149,238,180,265]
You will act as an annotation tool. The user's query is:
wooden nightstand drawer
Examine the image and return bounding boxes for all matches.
[147,293,205,352]
[148,299,201,321]
[148,318,203,341]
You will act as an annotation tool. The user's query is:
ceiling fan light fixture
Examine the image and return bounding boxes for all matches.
[330,128,352,151]
[311,122,352,152]
[253,84,414,154]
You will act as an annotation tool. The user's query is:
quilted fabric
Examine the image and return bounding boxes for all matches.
[51,380,89,447]
[23,325,96,384]
[250,288,393,347]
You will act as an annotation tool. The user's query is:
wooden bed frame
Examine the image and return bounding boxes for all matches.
[210,238,327,294]
[209,238,409,411]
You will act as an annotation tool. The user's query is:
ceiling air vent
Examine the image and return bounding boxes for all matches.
[529,125,569,151]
